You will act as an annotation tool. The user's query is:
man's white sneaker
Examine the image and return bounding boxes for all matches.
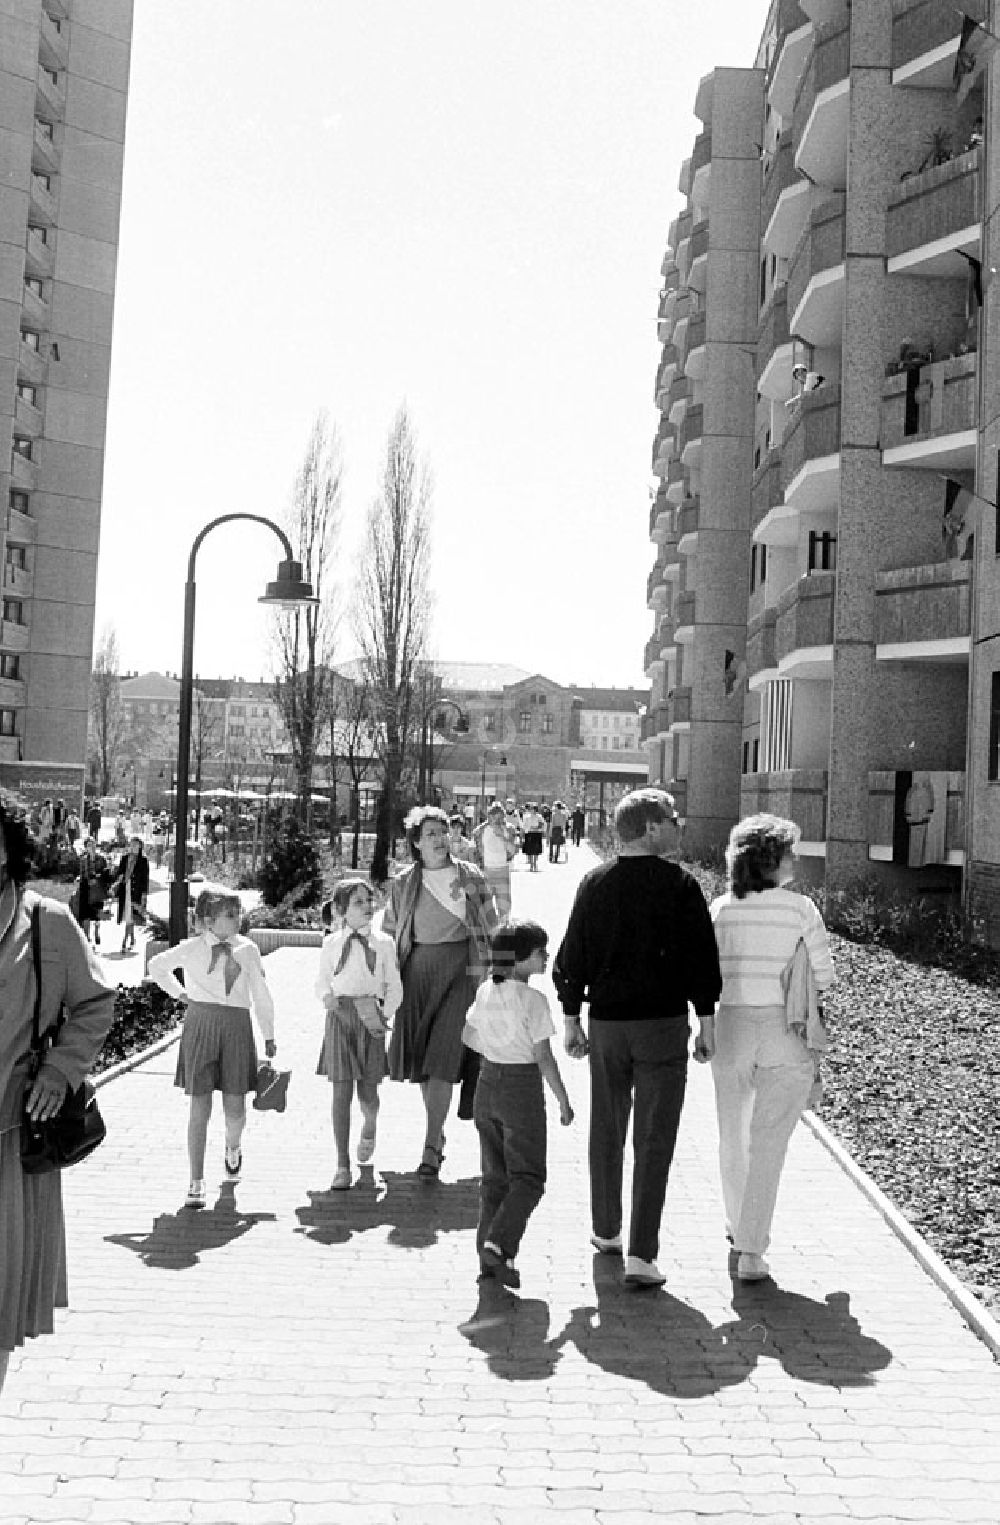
[624,1256,666,1287]
[590,1233,623,1255]
[736,1252,771,1282]
[185,1180,206,1210]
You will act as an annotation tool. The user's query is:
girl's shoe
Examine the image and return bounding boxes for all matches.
[736,1252,770,1282]
[224,1146,242,1179]
[357,1130,376,1165]
[185,1180,206,1210]
[416,1142,444,1179]
[330,1167,352,1191]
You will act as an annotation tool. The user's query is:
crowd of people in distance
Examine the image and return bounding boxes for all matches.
[2,782,834,1380]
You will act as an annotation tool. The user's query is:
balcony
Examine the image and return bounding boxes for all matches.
[649,493,671,543]
[747,606,778,684]
[658,612,676,659]
[653,704,671,739]
[788,195,845,348]
[675,209,694,282]
[769,23,813,119]
[752,450,787,541]
[677,496,700,554]
[44,0,70,18]
[881,353,977,472]
[670,686,693,728]
[793,19,851,190]
[29,172,57,226]
[655,344,679,406]
[691,129,712,205]
[10,450,36,493]
[22,281,48,328]
[39,9,68,70]
[647,562,669,612]
[688,219,709,294]
[32,118,60,176]
[887,150,980,275]
[1,620,30,654]
[6,504,35,542]
[14,394,42,437]
[3,562,33,600]
[651,419,676,475]
[17,338,47,388]
[868,771,965,865]
[667,778,688,817]
[684,309,707,380]
[678,156,693,199]
[680,403,704,467]
[875,561,972,662]
[892,0,969,88]
[757,287,793,400]
[668,374,692,427]
[664,458,687,505]
[674,591,696,643]
[35,63,65,117]
[775,571,835,677]
[25,225,54,280]
[741,769,828,847]
[671,291,693,354]
[0,677,25,708]
[781,385,841,510]
[645,634,665,678]
[762,132,797,243]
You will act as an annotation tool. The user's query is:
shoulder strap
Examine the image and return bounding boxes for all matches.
[30,900,43,1054]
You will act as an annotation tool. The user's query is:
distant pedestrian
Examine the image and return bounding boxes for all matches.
[519,803,546,873]
[315,878,402,1190]
[548,800,569,863]
[76,836,108,946]
[448,813,476,863]
[108,835,149,954]
[85,800,102,841]
[700,814,834,1283]
[37,798,53,841]
[147,889,278,1210]
[463,919,573,1288]
[64,808,81,848]
[553,787,721,1287]
[473,802,518,916]
[571,802,586,847]
[52,799,65,840]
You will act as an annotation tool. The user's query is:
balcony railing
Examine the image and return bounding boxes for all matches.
[6,505,35,542]
[653,704,671,737]
[25,226,54,280]
[688,220,709,288]
[875,561,972,649]
[677,497,700,542]
[646,562,667,604]
[651,419,676,470]
[655,344,679,405]
[680,403,704,459]
[32,119,60,175]
[892,0,968,76]
[670,686,692,726]
[645,635,665,674]
[35,63,65,116]
[0,677,25,707]
[757,285,790,372]
[881,354,977,455]
[29,173,57,225]
[17,338,47,388]
[675,590,696,630]
[793,18,851,140]
[780,386,841,492]
[762,132,796,236]
[787,194,846,328]
[3,563,33,599]
[887,151,980,265]
[39,8,69,70]
[14,394,42,436]
[684,310,706,372]
[649,494,670,541]
[664,458,687,501]
[747,606,778,679]
[0,620,30,654]
[868,770,965,861]
[668,374,692,417]
[775,571,835,663]
[752,449,784,530]
[741,769,828,843]
[10,452,36,492]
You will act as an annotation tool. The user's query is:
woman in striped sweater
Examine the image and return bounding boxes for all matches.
[698,814,834,1283]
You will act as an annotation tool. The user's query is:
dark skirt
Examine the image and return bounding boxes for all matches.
[317,1004,388,1085]
[522,830,543,857]
[174,1002,258,1096]
[388,941,476,1084]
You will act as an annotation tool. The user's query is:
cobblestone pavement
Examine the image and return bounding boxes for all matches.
[3,847,1000,1523]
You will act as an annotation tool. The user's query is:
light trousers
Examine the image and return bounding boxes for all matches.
[710,1004,814,1256]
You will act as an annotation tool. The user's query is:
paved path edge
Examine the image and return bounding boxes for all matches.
[93,1028,180,1089]
[802,1107,1000,1361]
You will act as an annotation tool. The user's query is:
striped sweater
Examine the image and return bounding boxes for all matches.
[710,887,834,1008]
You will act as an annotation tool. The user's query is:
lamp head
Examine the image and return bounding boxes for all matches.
[258,558,319,608]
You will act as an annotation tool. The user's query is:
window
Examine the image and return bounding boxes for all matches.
[2,601,21,624]
[519,712,531,733]
[35,119,54,141]
[613,715,621,729]
[24,277,43,299]
[808,531,837,573]
[601,737,609,750]
[749,544,757,592]
[32,172,51,192]
[752,738,760,772]
[21,330,39,352]
[0,654,20,680]
[0,710,16,736]
[613,736,621,750]
[990,672,1000,782]
[16,383,37,406]
[538,693,546,706]
[483,711,495,732]
[12,437,32,461]
[541,713,554,734]
[9,492,29,514]
[760,544,767,583]
[6,546,26,570]
[742,740,750,773]
[602,714,609,728]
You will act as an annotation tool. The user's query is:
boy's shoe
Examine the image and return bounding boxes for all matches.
[330,1167,352,1191]
[736,1252,770,1282]
[224,1147,242,1180]
[590,1232,623,1255]
[481,1242,521,1289]
[185,1180,206,1210]
[357,1131,376,1165]
[624,1256,666,1288]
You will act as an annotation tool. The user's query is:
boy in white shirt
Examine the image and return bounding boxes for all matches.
[462,919,574,1288]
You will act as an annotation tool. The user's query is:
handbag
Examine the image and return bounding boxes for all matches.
[252,1060,290,1113]
[20,902,107,1175]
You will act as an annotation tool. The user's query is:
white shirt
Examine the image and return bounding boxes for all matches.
[481,826,509,870]
[710,887,834,1008]
[463,978,555,1064]
[314,925,403,1022]
[147,931,276,1039]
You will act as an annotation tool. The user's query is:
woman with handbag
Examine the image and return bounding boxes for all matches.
[108,835,149,954]
[0,793,115,1386]
[76,836,108,947]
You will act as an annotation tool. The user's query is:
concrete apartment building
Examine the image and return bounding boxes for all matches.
[645,0,1000,939]
[0,0,132,811]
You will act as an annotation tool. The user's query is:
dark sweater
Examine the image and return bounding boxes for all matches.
[552,855,722,1021]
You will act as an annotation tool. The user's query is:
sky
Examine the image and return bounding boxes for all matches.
[94,0,767,692]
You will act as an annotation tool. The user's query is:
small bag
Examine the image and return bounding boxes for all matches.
[20,902,107,1176]
[252,1061,290,1113]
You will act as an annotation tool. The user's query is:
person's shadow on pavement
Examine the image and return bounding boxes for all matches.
[558,1252,746,1399]
[721,1277,892,1387]
[295,1167,480,1249]
[459,1281,563,1381]
[105,1183,277,1270]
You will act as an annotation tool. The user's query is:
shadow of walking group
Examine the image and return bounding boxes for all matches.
[460,1252,892,1397]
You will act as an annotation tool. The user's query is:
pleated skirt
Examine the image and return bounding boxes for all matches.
[316,1005,388,1085]
[174,1002,258,1096]
[388,941,476,1085]
[0,1125,68,1353]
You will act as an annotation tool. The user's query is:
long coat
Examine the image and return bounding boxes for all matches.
[111,850,149,925]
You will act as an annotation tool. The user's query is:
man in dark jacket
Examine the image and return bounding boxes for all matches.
[553,787,721,1288]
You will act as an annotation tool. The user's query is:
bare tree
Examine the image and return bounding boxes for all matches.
[272,411,343,825]
[336,671,381,868]
[88,625,127,795]
[354,404,433,880]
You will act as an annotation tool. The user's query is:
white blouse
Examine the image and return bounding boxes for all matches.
[147,931,276,1039]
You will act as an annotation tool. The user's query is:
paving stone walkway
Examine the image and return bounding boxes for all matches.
[2,847,999,1523]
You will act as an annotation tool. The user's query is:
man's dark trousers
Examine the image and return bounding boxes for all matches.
[588,1017,688,1262]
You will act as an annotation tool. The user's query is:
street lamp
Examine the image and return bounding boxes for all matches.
[168,514,318,945]
[418,695,468,803]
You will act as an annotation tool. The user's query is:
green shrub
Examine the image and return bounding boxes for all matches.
[258,815,323,909]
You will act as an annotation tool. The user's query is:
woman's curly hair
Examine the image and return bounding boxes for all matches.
[403,805,450,861]
[725,813,800,899]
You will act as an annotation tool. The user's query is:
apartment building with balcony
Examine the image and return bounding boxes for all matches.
[644,0,1000,939]
[0,0,133,807]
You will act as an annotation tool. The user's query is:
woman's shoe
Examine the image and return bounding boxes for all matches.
[417,1144,444,1179]
[224,1146,242,1180]
[330,1167,352,1191]
[736,1252,770,1282]
[357,1130,376,1165]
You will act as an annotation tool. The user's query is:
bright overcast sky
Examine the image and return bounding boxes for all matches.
[95,0,766,689]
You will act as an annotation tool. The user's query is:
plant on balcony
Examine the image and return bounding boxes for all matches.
[920,127,954,172]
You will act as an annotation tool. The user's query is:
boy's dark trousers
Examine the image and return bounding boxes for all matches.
[473,1060,547,1259]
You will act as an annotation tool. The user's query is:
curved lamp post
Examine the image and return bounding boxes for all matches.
[418,695,468,803]
[168,514,318,945]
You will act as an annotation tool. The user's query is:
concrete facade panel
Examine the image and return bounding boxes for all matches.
[54,227,116,294]
[53,175,121,241]
[22,700,88,765]
[43,385,109,446]
[44,334,111,396]
[0,184,30,243]
[698,435,755,533]
[703,344,758,436]
[0,69,34,132]
[73,0,133,45]
[63,73,127,143]
[0,121,30,189]
[705,250,760,344]
[60,124,126,194]
[66,21,129,90]
[29,490,101,551]
[27,592,96,651]
[708,68,765,157]
[0,15,39,80]
[0,240,24,301]
[706,161,762,251]
[35,435,103,497]
[48,278,113,342]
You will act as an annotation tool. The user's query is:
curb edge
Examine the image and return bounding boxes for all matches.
[94,1028,181,1089]
[802,1107,1000,1362]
